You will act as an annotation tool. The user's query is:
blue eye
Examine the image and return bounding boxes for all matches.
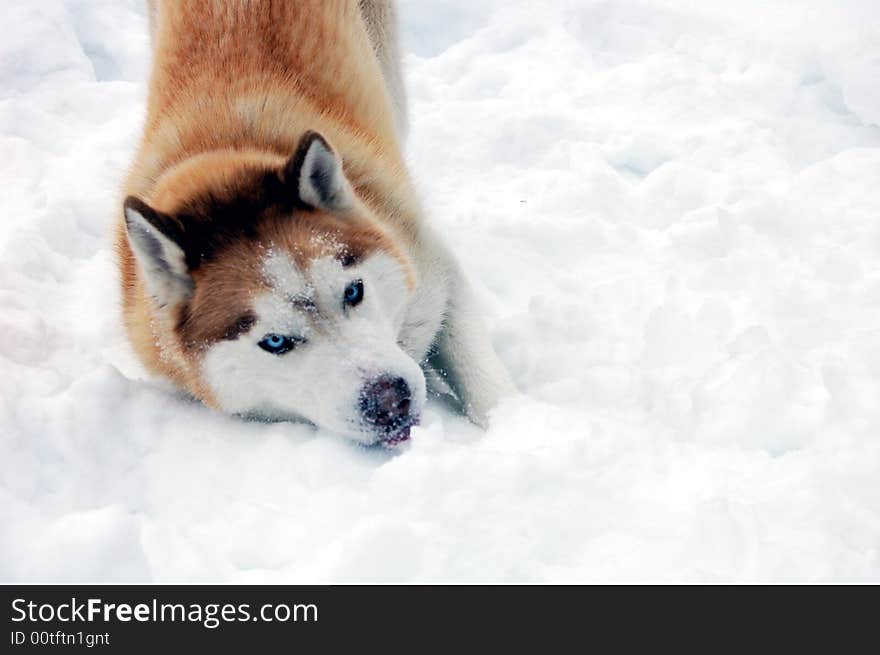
[344,280,364,307]
[258,333,300,355]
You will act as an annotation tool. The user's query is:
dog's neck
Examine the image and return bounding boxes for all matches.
[132,1,409,221]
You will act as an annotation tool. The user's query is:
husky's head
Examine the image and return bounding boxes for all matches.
[123,131,425,446]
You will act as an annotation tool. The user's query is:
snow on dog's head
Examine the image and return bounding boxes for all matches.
[123,131,425,445]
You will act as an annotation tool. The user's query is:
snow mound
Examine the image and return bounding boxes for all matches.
[1,0,879,582]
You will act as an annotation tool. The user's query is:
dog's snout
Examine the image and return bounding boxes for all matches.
[360,375,412,428]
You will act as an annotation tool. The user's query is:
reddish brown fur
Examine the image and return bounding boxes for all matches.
[118,0,421,406]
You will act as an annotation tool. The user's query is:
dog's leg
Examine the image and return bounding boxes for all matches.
[359,0,408,142]
[429,263,516,428]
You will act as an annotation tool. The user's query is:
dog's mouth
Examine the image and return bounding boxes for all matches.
[380,427,411,447]
[378,416,419,448]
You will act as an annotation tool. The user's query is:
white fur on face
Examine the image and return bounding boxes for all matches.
[200,249,425,444]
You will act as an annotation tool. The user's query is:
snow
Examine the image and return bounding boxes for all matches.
[2,0,879,582]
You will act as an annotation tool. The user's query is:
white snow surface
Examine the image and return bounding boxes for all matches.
[2,0,879,583]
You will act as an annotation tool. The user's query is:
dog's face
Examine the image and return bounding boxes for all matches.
[123,132,425,446]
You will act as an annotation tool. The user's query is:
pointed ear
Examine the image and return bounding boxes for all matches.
[123,196,194,306]
[282,131,353,212]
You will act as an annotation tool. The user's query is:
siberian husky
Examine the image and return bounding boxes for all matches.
[118,0,513,446]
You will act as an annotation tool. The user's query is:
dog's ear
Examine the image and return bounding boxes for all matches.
[123,196,194,307]
[281,131,353,212]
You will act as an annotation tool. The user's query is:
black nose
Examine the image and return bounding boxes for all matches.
[360,375,412,429]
